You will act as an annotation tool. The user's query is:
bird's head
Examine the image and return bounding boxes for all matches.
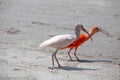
[91,25,110,37]
[75,24,93,41]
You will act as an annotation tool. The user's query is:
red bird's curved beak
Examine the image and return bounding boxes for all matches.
[82,27,93,41]
[99,28,111,37]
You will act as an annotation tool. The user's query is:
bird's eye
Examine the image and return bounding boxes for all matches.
[96,27,99,30]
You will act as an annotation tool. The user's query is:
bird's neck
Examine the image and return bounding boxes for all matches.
[86,30,96,40]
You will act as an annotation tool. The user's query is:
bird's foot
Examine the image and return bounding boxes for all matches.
[48,65,56,70]
[68,59,74,61]
[68,58,80,62]
[68,58,74,61]
[76,58,80,62]
[48,64,62,70]
[58,64,61,67]
[48,67,54,70]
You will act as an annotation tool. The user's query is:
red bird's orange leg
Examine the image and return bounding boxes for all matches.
[74,48,80,61]
[68,48,73,61]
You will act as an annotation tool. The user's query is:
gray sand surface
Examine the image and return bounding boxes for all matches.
[0,0,120,80]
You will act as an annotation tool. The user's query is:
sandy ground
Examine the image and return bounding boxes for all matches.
[0,0,120,80]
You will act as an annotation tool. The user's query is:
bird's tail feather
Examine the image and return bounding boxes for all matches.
[39,44,44,48]
[39,43,47,48]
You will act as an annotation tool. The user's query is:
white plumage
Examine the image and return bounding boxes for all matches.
[39,34,76,48]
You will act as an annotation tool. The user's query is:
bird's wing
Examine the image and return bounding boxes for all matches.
[39,34,76,48]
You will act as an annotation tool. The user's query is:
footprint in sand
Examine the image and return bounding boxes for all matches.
[13,68,21,71]
[6,28,20,35]
[0,59,8,65]
[117,37,120,41]
[31,21,51,26]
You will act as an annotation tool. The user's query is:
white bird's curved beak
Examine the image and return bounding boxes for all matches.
[82,27,93,41]
[75,24,93,41]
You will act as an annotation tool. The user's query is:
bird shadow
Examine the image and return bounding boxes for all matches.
[69,59,112,63]
[48,66,98,71]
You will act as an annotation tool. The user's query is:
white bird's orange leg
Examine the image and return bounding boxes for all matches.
[54,51,61,67]
[52,52,55,68]
[52,49,61,69]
